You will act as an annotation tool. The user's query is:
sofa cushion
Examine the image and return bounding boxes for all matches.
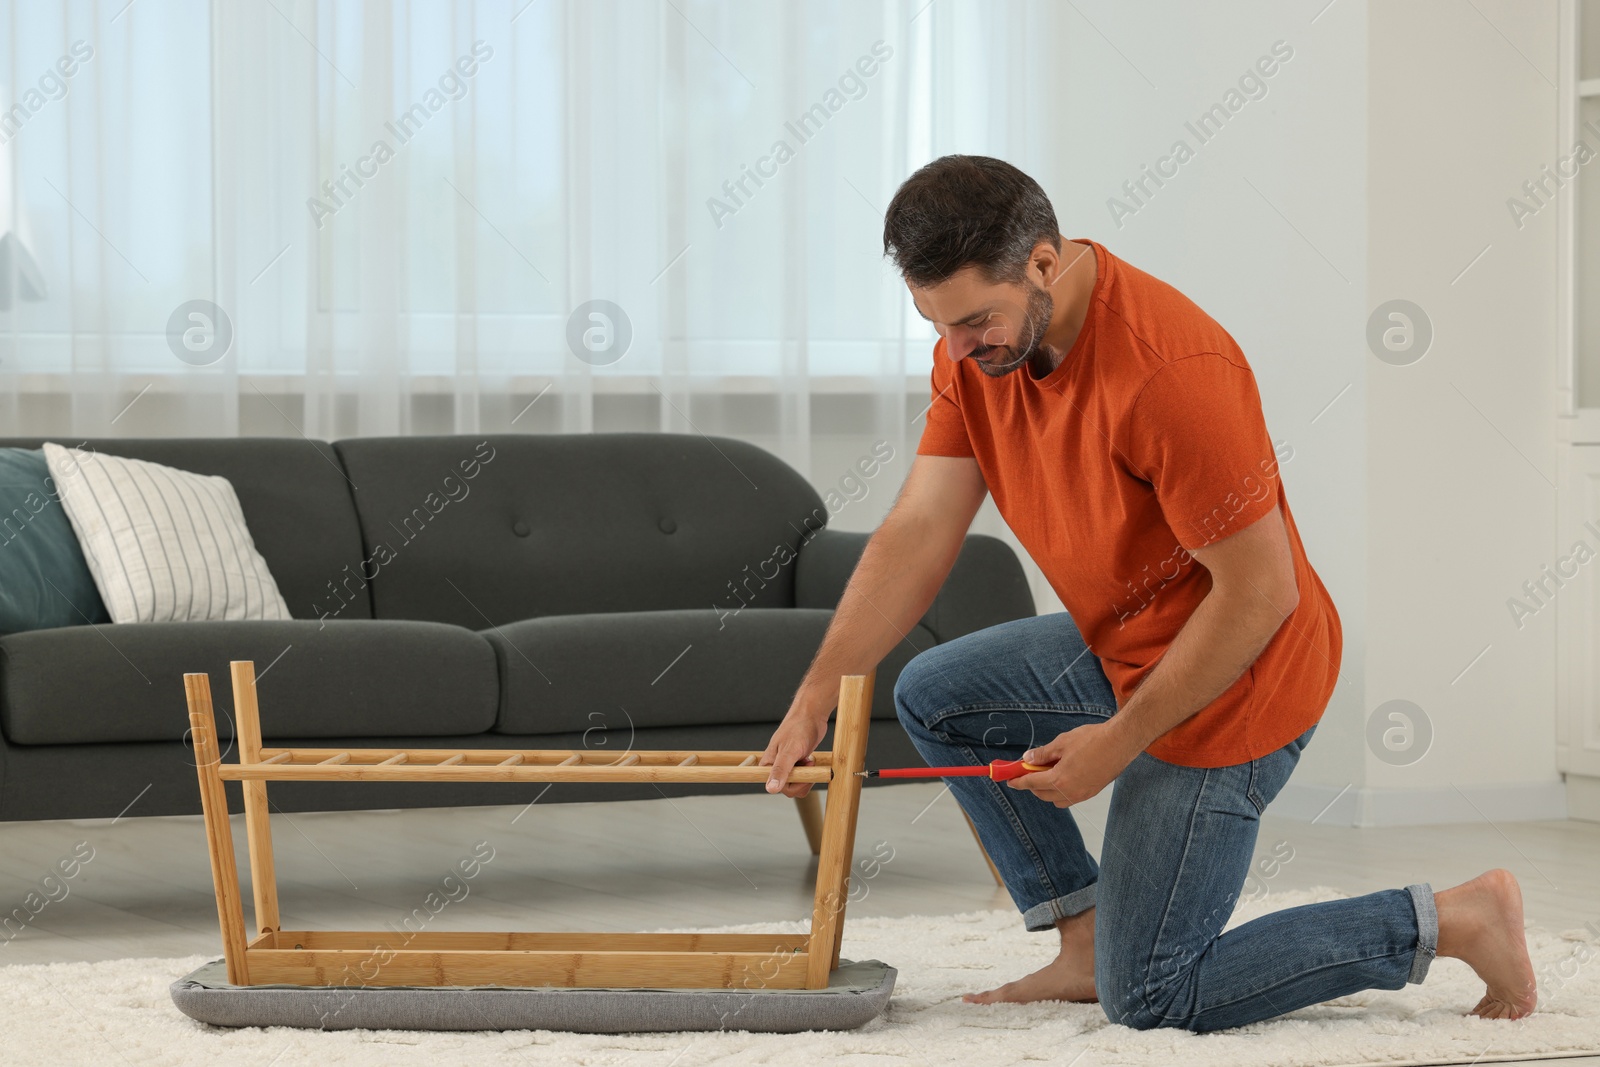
[42,443,292,625]
[0,620,498,745]
[332,434,827,628]
[482,607,932,736]
[0,448,110,632]
[0,438,371,621]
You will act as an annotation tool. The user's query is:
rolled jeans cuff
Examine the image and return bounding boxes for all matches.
[1022,882,1097,932]
[1405,882,1438,985]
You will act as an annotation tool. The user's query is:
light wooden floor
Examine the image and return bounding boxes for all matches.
[1,782,1597,1064]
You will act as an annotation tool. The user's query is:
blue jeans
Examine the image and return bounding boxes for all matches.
[893,612,1438,1032]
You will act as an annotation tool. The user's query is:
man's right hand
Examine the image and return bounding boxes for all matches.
[760,709,831,798]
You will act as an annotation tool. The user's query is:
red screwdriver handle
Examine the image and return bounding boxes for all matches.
[990,759,1051,781]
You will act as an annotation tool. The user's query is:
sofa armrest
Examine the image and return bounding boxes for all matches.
[793,528,1035,644]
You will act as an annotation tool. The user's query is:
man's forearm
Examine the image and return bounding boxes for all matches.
[791,513,961,720]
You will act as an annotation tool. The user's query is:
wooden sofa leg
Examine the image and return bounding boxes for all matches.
[962,809,1005,888]
[795,789,824,856]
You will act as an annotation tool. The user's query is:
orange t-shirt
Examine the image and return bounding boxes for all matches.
[916,238,1341,768]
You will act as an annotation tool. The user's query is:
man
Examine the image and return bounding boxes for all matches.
[760,155,1536,1032]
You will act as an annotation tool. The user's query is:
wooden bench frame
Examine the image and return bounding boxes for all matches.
[185,661,874,991]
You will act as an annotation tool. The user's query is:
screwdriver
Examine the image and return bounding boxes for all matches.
[855,759,1051,781]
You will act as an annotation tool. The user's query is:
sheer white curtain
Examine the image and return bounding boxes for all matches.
[0,0,1070,498]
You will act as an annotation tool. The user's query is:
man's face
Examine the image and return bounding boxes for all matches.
[910,267,1054,379]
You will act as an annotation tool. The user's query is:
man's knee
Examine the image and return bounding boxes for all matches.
[1097,958,1200,1032]
[1099,985,1195,1032]
[892,646,947,730]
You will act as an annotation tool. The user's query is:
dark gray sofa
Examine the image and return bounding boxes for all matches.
[0,433,1035,823]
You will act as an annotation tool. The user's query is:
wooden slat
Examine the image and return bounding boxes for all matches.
[244,947,810,990]
[261,752,292,765]
[436,754,466,767]
[230,661,281,937]
[678,754,699,767]
[377,753,408,766]
[269,930,809,953]
[219,764,832,784]
[497,754,524,767]
[186,673,251,984]
[319,752,351,765]
[807,671,874,988]
[738,755,758,767]
[253,747,832,766]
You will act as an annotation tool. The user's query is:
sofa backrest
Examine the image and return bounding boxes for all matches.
[0,437,371,621]
[333,433,827,628]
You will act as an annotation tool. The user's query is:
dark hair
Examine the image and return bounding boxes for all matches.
[883,155,1060,286]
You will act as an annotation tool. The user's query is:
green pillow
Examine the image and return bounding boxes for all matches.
[0,448,110,632]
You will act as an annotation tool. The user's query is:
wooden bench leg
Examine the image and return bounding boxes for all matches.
[805,672,873,988]
[794,789,824,856]
[185,672,251,984]
[962,809,1005,888]
[231,661,281,936]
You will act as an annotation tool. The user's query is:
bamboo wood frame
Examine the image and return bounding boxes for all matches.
[185,661,874,991]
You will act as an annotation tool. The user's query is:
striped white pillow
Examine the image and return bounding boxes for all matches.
[41,442,291,624]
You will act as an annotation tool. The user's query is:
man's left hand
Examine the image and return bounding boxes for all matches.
[1007,722,1144,807]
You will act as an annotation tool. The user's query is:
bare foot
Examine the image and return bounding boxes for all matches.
[964,909,1098,1004]
[962,951,1098,1004]
[1435,869,1538,1019]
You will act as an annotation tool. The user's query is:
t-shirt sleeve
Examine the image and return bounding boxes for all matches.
[1125,353,1283,551]
[914,343,975,458]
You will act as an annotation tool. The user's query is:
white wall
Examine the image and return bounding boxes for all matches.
[1361,0,1562,823]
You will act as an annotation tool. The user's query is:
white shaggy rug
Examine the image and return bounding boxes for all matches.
[5,888,1599,1067]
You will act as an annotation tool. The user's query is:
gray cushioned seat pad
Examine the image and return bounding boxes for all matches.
[0,619,498,744]
[170,956,895,1032]
[484,608,931,734]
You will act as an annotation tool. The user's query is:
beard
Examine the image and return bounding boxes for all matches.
[971,282,1054,378]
